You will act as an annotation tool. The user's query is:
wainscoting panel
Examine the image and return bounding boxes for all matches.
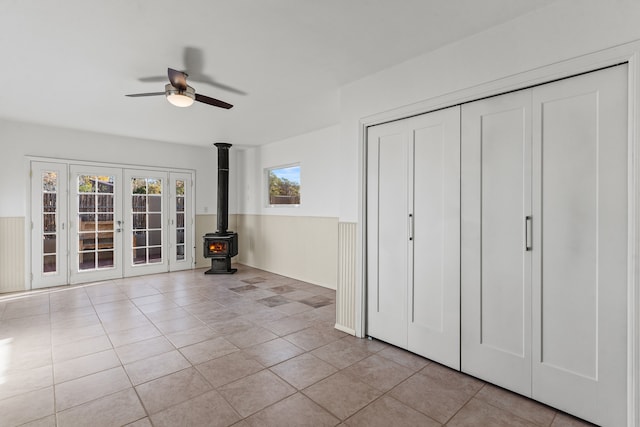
[0,217,26,293]
[236,215,338,289]
[336,222,357,334]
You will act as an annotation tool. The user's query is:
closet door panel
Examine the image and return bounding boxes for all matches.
[540,92,598,377]
[532,65,628,427]
[481,107,529,356]
[366,124,409,347]
[461,90,532,395]
[409,106,460,369]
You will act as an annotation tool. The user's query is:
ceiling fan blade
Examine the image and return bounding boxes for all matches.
[187,75,248,95]
[183,47,205,76]
[168,68,188,90]
[138,76,168,83]
[195,93,233,109]
[125,92,165,97]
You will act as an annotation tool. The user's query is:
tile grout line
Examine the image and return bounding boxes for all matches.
[48,290,58,426]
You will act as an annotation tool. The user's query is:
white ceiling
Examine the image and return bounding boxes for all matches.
[0,0,555,147]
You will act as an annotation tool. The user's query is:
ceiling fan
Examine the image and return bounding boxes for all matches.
[126,68,233,109]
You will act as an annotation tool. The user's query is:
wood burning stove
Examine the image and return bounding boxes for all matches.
[203,143,238,274]
[203,232,238,273]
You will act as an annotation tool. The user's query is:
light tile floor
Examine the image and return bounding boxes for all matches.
[0,265,595,426]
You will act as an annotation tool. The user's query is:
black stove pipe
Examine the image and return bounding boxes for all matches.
[215,143,231,234]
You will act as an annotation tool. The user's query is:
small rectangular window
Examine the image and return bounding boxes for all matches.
[267,164,300,206]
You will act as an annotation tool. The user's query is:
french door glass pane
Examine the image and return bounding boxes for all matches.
[175,180,186,261]
[98,232,114,249]
[130,177,163,265]
[43,255,56,273]
[134,247,146,264]
[76,175,116,271]
[41,172,58,274]
[43,214,56,232]
[133,214,146,229]
[149,247,162,263]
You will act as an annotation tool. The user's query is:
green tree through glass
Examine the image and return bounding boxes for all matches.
[268,167,300,205]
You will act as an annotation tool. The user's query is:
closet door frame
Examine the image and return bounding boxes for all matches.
[358,42,640,426]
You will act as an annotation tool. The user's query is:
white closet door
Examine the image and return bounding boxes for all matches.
[367,105,461,368]
[367,121,410,348]
[408,106,460,369]
[531,65,628,427]
[461,90,533,395]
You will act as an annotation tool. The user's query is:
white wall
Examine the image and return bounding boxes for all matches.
[236,125,341,218]
[234,125,341,288]
[0,118,219,216]
[337,0,640,222]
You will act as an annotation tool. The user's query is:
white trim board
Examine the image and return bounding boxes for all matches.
[357,39,640,427]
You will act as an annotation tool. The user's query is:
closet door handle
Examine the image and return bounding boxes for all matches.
[525,216,532,251]
[409,213,414,241]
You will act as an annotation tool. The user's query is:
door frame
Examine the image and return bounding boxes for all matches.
[26,157,196,286]
[358,41,640,425]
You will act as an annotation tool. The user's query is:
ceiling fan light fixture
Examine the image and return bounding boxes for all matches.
[165,84,195,107]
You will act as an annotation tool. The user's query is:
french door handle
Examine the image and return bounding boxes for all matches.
[525,216,532,251]
[409,213,414,241]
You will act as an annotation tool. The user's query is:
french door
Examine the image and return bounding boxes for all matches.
[31,162,69,289]
[168,172,193,272]
[123,169,167,277]
[31,162,194,287]
[69,165,123,284]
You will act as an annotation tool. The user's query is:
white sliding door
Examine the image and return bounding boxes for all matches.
[461,89,533,395]
[531,65,628,426]
[367,121,409,348]
[367,105,460,369]
[461,64,628,427]
[408,107,460,368]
